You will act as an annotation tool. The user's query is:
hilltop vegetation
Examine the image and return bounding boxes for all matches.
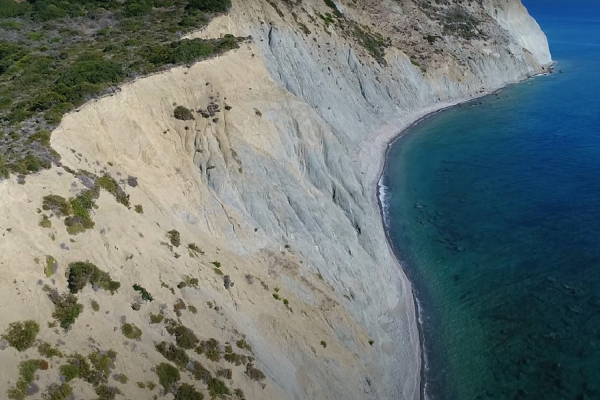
[0,0,238,177]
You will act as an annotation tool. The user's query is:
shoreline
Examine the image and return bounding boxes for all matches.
[359,69,554,400]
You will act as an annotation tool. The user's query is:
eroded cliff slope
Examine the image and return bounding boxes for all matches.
[0,1,550,399]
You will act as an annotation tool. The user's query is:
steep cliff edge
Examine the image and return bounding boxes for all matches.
[0,1,550,399]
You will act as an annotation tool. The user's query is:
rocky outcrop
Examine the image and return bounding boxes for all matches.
[0,1,550,400]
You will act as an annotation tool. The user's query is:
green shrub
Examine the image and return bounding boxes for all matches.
[94,384,121,400]
[48,291,83,329]
[245,363,266,381]
[2,320,39,351]
[320,340,327,348]
[149,313,164,324]
[166,321,198,349]
[213,268,223,276]
[121,323,142,340]
[217,368,232,380]
[67,261,120,294]
[168,229,181,247]
[42,195,71,216]
[133,284,153,301]
[10,359,42,396]
[60,353,92,382]
[39,214,52,228]
[155,362,180,391]
[188,305,198,314]
[43,383,72,400]
[88,349,117,381]
[58,55,123,87]
[236,339,252,352]
[174,105,193,121]
[187,0,231,12]
[155,341,189,368]
[223,352,247,366]
[64,190,97,234]
[38,341,64,358]
[208,377,230,398]
[44,255,56,277]
[189,360,211,383]
[97,175,130,206]
[134,204,143,213]
[91,300,100,312]
[196,338,221,362]
[175,383,204,400]
[116,374,128,384]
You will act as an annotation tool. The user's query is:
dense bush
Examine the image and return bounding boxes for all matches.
[94,384,121,400]
[2,320,39,351]
[166,322,199,349]
[60,353,92,382]
[155,362,180,391]
[42,195,71,216]
[175,383,204,400]
[43,383,72,400]
[174,105,193,120]
[168,229,181,247]
[186,0,231,12]
[189,360,211,383]
[143,36,239,66]
[121,323,142,340]
[133,284,153,301]
[47,290,83,329]
[207,378,230,398]
[156,341,189,367]
[67,261,121,293]
[245,363,266,381]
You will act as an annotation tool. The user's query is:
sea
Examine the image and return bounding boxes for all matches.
[380,1,600,399]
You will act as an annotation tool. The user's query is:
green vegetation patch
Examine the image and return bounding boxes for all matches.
[64,188,99,234]
[174,105,193,120]
[133,284,153,301]
[39,214,52,228]
[208,377,230,398]
[166,320,199,349]
[38,341,64,358]
[45,255,57,277]
[97,175,130,206]
[175,383,204,400]
[168,229,181,247]
[155,362,180,391]
[0,0,238,178]
[155,341,189,368]
[121,323,142,340]
[8,359,45,398]
[67,261,120,294]
[46,289,83,329]
[2,320,39,351]
[42,195,71,216]
[43,383,73,400]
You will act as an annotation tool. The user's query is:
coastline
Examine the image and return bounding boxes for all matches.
[358,70,554,400]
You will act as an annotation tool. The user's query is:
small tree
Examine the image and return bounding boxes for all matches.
[174,106,193,121]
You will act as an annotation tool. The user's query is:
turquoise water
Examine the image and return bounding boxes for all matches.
[382,3,600,399]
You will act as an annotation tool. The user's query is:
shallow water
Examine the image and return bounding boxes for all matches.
[382,3,600,399]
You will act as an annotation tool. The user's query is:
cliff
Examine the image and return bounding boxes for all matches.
[0,1,550,399]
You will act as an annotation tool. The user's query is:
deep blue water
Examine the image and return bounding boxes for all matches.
[382,3,600,399]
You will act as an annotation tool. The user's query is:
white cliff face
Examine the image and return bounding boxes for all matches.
[0,1,550,400]
[484,0,552,66]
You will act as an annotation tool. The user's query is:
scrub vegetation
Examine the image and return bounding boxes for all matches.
[0,0,239,177]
